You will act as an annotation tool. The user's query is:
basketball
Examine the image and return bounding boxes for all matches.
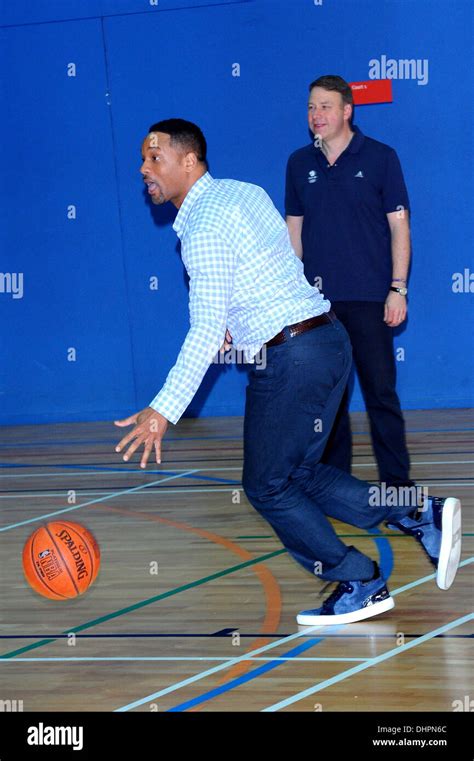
[22,521,101,600]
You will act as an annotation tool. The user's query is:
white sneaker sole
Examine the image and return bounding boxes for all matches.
[437,497,462,590]
[296,596,395,626]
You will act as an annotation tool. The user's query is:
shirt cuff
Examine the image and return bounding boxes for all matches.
[148,392,184,426]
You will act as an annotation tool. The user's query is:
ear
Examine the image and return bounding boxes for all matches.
[183,151,199,173]
[343,103,353,123]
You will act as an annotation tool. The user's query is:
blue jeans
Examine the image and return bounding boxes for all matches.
[242,316,414,582]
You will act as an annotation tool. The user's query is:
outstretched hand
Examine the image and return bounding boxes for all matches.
[114,407,169,469]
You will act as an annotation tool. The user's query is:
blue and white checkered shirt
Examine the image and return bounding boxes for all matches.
[149,172,330,423]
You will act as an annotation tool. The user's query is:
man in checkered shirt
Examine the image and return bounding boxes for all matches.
[114,119,461,625]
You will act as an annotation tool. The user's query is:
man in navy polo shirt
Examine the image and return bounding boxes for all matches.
[286,74,413,488]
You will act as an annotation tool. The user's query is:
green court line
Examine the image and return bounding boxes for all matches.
[0,549,286,659]
[4,534,473,659]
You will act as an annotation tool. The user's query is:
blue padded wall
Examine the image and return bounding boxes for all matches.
[1,0,473,424]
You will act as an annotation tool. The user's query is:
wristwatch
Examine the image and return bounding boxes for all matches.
[390,286,408,296]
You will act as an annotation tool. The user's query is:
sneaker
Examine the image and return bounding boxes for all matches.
[296,568,394,626]
[386,497,462,590]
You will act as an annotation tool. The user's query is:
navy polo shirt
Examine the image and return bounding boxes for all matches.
[285,125,410,301]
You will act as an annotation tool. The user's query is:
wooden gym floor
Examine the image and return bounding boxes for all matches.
[0,409,472,712]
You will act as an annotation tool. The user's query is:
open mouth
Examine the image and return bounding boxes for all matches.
[146,182,159,194]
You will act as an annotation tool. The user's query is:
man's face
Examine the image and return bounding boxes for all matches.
[140,132,188,206]
[307,87,352,141]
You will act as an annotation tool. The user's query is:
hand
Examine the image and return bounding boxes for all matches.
[384,291,407,327]
[219,329,233,353]
[114,407,168,469]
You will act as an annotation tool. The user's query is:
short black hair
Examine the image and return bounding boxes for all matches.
[147,118,207,167]
[308,75,354,119]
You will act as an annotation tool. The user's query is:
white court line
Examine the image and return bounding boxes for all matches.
[1,482,473,501]
[0,490,240,499]
[0,481,474,500]
[0,469,199,532]
[263,613,474,711]
[0,481,474,501]
[0,460,473,478]
[114,557,474,712]
[0,656,367,663]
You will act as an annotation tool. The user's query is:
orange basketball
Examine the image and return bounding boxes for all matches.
[22,521,100,600]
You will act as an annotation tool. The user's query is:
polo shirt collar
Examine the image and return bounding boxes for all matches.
[347,124,365,153]
[173,171,213,237]
[313,124,365,157]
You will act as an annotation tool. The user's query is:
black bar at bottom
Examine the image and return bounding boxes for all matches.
[0,711,472,759]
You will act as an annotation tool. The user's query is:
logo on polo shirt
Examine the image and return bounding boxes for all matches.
[307,170,318,184]
[354,170,364,178]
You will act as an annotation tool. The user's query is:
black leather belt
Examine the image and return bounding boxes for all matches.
[265,311,335,348]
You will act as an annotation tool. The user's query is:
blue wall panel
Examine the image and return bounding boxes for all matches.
[0,19,136,422]
[1,0,473,424]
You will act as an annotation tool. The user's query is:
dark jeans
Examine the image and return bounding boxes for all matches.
[242,316,414,582]
[322,301,413,487]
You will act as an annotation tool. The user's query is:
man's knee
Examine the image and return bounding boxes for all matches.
[242,473,285,513]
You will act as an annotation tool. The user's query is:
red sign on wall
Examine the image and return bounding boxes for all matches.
[350,80,393,105]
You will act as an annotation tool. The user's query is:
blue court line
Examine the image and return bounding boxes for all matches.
[166,636,337,711]
[114,627,348,712]
[263,612,474,711]
[0,464,242,474]
[3,459,474,472]
[2,455,474,471]
[1,428,473,449]
[165,531,393,711]
[0,469,199,532]
[0,463,240,486]
[115,557,473,712]
[368,528,394,580]
[0,467,244,477]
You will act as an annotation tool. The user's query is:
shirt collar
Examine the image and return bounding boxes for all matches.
[347,124,365,153]
[313,124,365,157]
[173,171,213,238]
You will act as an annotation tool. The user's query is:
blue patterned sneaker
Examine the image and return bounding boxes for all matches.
[296,565,394,626]
[386,497,462,590]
